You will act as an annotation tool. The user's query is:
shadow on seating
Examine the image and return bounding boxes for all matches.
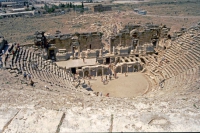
[86,87,93,91]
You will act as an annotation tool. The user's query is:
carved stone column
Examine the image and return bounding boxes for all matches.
[119,33,122,47]
[99,49,102,57]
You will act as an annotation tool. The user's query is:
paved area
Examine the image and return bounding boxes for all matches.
[88,72,149,98]
[56,58,97,69]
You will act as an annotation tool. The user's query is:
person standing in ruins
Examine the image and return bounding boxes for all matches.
[106,93,109,97]
[103,78,106,85]
[30,80,34,86]
[23,71,27,79]
[9,62,12,69]
[125,72,127,77]
[28,74,31,80]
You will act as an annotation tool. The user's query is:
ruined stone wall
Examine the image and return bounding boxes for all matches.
[111,36,120,47]
[110,33,132,47]
[44,32,102,52]
[121,33,132,46]
[34,31,47,48]
[137,29,159,45]
[110,24,169,48]
[53,37,71,51]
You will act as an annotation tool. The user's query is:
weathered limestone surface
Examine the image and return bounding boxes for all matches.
[3,109,64,133]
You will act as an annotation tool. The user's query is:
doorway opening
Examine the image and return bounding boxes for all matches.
[106,58,110,64]
[71,67,76,74]
[49,50,55,60]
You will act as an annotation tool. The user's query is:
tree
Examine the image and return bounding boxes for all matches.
[32,6,35,10]
[65,3,70,8]
[44,4,49,11]
[70,2,72,8]
[72,4,75,10]
[80,8,84,13]
[59,3,65,8]
[81,1,84,9]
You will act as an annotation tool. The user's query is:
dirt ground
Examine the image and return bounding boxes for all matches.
[88,72,149,98]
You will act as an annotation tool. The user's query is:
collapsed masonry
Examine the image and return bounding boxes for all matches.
[34,31,103,61]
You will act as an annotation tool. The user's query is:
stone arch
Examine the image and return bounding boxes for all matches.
[90,69,96,76]
[84,70,89,77]
[79,71,83,77]
[134,65,138,72]
[104,68,108,75]
[128,65,133,72]
[130,29,138,38]
[97,69,102,76]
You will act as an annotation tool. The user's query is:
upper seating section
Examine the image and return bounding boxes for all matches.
[144,25,200,90]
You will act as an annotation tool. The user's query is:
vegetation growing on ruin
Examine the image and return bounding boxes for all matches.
[42,2,85,13]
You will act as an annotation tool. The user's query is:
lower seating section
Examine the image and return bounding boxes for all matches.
[2,45,77,91]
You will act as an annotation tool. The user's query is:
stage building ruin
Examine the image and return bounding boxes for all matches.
[34,23,171,77]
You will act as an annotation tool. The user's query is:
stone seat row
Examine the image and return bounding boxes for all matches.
[163,66,199,90]
[2,46,76,91]
[145,30,200,86]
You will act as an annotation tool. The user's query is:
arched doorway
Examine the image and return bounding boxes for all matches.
[84,70,89,77]
[79,71,83,77]
[104,68,108,75]
[134,65,138,72]
[90,69,96,76]
[128,65,133,72]
[97,69,102,76]
[71,67,76,74]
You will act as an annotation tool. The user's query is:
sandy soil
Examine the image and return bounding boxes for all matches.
[89,72,149,98]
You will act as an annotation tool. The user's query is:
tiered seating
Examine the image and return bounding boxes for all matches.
[145,26,200,90]
[2,45,77,92]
